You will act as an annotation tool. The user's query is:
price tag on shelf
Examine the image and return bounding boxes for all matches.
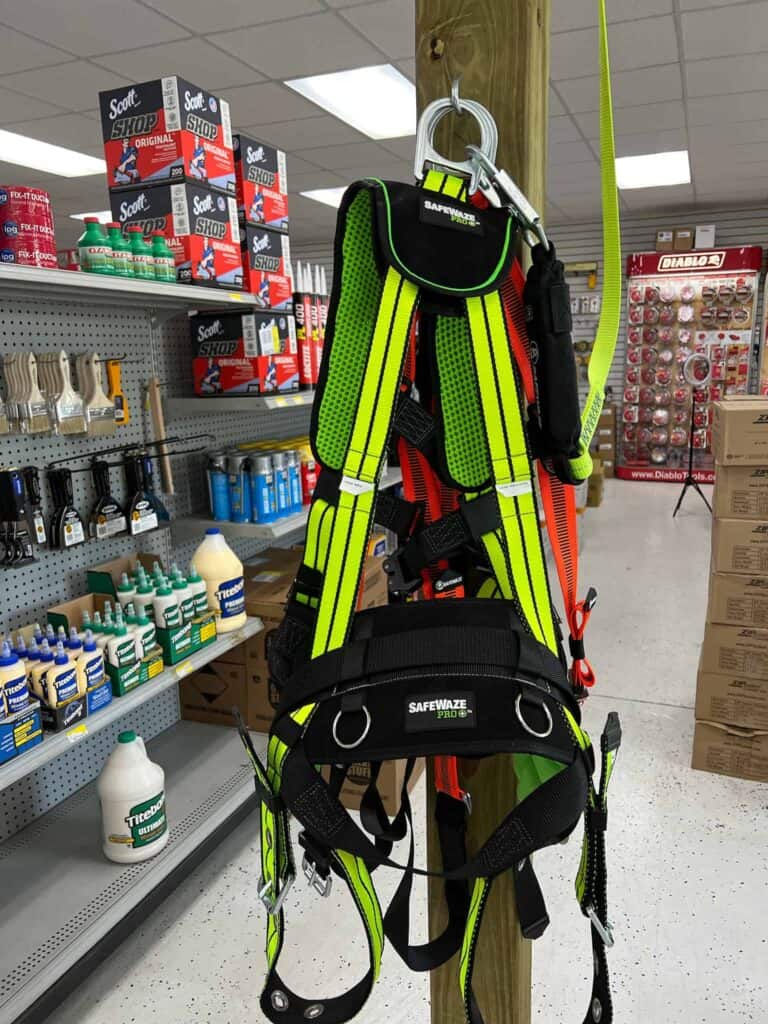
[175,660,194,679]
[66,723,88,744]
[275,397,288,407]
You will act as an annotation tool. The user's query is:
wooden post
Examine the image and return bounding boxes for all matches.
[415,2,551,1021]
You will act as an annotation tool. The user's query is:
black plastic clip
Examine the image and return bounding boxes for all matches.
[383,547,422,598]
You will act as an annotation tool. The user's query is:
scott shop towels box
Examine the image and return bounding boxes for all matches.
[233,134,289,233]
[111,184,242,288]
[99,77,235,195]
[241,225,292,310]
[190,310,298,395]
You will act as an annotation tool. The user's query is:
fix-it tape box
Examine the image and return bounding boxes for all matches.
[110,184,242,288]
[233,134,289,232]
[241,224,292,310]
[190,310,298,396]
[99,77,235,195]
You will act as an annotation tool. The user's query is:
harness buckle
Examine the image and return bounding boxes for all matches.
[299,831,333,898]
[586,904,615,949]
[258,872,295,916]
[383,547,422,598]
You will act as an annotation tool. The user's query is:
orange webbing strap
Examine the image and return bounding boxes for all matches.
[502,259,597,692]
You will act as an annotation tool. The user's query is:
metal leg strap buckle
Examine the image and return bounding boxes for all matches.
[258,872,295,916]
[302,855,333,898]
[586,904,615,949]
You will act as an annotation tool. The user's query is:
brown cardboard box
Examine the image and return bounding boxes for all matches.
[707,572,768,627]
[713,465,768,520]
[602,459,615,479]
[700,622,768,681]
[588,461,605,508]
[712,398,768,465]
[711,518,768,575]
[323,758,425,814]
[696,660,768,730]
[673,228,694,251]
[655,229,674,252]
[180,660,247,726]
[692,720,768,781]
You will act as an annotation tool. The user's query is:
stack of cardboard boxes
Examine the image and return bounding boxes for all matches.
[694,398,768,782]
[587,403,616,508]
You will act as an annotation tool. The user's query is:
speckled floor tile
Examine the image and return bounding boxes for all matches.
[50,481,767,1024]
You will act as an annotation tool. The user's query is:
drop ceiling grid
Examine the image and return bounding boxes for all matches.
[0,1,763,242]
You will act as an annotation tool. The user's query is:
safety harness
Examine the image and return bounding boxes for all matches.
[237,5,622,1022]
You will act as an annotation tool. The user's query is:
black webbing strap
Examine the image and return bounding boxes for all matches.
[578,712,621,1024]
[512,856,549,939]
[312,465,422,540]
[360,759,413,857]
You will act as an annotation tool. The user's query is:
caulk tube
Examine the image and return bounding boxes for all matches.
[306,264,321,386]
[311,264,325,386]
[294,260,314,389]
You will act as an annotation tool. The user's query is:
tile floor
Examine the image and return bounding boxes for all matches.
[52,481,768,1024]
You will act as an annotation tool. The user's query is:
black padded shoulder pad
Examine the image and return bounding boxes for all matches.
[365,178,516,297]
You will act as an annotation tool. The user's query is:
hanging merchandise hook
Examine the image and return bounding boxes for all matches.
[45,433,216,469]
[466,144,550,251]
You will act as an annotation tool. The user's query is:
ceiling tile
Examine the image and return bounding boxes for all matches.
[694,139,768,165]
[279,154,326,176]
[696,182,768,202]
[397,58,415,82]
[547,158,599,185]
[289,169,348,193]
[0,87,65,124]
[687,90,768,127]
[294,140,390,170]
[547,178,602,200]
[549,116,583,142]
[680,0,755,8]
[0,0,188,57]
[614,127,688,157]
[549,88,566,116]
[686,55,768,97]
[551,17,678,81]
[90,39,262,91]
[690,119,768,149]
[578,99,687,140]
[620,183,695,209]
[325,0,380,7]
[239,116,366,151]
[552,0,672,33]
[559,64,683,113]
[379,136,416,160]
[0,62,132,111]
[549,139,596,164]
[140,0,322,34]
[682,2,768,60]
[210,12,381,78]
[340,0,414,59]
[4,112,103,154]
[0,26,72,74]
[218,82,321,124]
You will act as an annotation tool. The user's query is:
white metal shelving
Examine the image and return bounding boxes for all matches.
[165,391,315,418]
[0,617,263,794]
[0,721,265,1024]
[170,467,403,543]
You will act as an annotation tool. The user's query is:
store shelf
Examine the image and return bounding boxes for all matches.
[165,391,315,418]
[171,467,403,543]
[0,617,263,794]
[0,262,259,312]
[0,720,264,1024]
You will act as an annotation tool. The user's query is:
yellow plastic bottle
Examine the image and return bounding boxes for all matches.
[191,528,246,633]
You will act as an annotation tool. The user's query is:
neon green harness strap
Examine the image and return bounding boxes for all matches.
[569,0,621,481]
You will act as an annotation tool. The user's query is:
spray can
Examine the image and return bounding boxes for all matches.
[301,455,318,505]
[285,450,303,514]
[250,454,277,524]
[272,452,290,518]
[207,451,231,522]
[227,452,252,523]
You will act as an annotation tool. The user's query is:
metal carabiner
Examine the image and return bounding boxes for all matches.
[466,144,550,251]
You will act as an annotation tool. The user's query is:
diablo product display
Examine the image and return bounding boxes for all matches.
[236,18,624,1018]
[619,247,762,483]
[241,224,292,309]
[233,134,289,232]
[0,186,57,269]
[111,184,241,288]
[190,310,298,396]
[99,78,234,195]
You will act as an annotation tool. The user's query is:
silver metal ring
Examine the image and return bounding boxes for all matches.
[515,693,553,739]
[332,706,372,750]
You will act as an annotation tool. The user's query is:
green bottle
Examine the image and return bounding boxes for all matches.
[106,222,132,278]
[126,226,154,280]
[151,230,176,283]
[77,218,112,275]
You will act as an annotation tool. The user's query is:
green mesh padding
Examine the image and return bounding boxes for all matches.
[314,189,384,469]
[514,754,566,805]
[435,313,490,487]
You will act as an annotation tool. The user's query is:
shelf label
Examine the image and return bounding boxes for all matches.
[66,723,88,744]
[175,660,194,679]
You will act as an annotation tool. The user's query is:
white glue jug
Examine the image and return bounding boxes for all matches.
[191,528,246,632]
[97,730,168,863]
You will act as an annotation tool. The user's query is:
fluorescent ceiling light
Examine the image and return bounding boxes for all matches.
[0,129,105,178]
[616,150,691,190]
[300,187,346,209]
[286,64,415,140]
[70,210,112,221]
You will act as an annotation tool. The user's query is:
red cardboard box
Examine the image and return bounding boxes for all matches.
[99,77,235,195]
[241,224,292,310]
[111,184,242,288]
[190,310,298,395]
[233,134,289,233]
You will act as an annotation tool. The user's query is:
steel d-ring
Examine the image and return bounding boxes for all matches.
[332,705,372,750]
[515,693,553,739]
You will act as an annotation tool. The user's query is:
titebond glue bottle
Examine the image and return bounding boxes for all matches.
[97,731,168,864]
[0,642,30,716]
[187,565,208,618]
[191,528,246,633]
